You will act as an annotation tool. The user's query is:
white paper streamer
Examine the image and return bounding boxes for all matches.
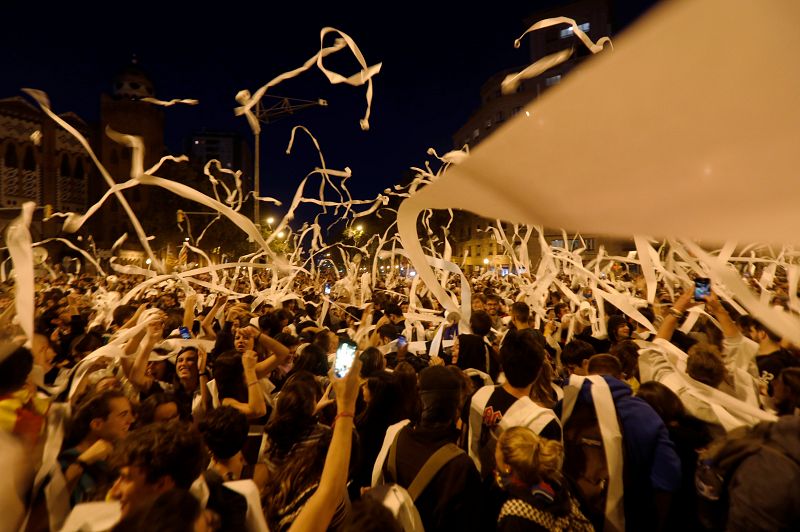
[5,202,35,347]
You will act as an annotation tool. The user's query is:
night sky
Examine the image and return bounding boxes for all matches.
[1,1,657,209]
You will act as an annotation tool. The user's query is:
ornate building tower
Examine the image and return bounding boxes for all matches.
[90,59,165,248]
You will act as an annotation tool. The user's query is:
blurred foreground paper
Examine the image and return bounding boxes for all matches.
[399,0,800,246]
[398,0,800,329]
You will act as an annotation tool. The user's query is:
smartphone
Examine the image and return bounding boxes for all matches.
[397,335,407,348]
[324,283,332,295]
[179,326,192,340]
[333,342,357,378]
[694,278,711,301]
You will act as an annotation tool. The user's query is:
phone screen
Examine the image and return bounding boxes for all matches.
[397,335,407,348]
[333,342,357,378]
[179,326,191,340]
[694,278,711,301]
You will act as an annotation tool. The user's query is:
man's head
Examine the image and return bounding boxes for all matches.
[110,421,204,517]
[560,340,595,376]
[485,294,501,317]
[553,303,569,321]
[472,293,486,312]
[499,329,544,388]
[72,390,134,444]
[417,366,462,425]
[587,354,622,379]
[469,310,493,337]
[687,343,726,389]
[748,319,782,346]
[510,302,530,329]
[607,314,631,344]
[199,406,248,479]
[384,303,404,324]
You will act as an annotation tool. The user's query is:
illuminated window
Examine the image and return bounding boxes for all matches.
[560,22,590,39]
[545,75,562,87]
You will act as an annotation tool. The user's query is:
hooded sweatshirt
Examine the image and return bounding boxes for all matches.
[727,415,800,532]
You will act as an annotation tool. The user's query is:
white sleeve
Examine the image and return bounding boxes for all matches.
[722,334,759,377]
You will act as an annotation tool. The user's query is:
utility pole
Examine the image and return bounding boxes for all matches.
[252,95,327,231]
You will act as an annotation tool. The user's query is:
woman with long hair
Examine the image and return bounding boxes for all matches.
[261,372,343,531]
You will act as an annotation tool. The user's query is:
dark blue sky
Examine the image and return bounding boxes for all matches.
[1,1,657,207]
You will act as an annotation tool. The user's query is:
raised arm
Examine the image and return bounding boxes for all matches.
[656,290,693,342]
[704,293,739,338]
[200,295,227,340]
[127,319,162,390]
[251,326,291,375]
[182,293,198,330]
[289,358,361,532]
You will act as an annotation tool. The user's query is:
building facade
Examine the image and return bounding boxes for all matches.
[0,96,90,244]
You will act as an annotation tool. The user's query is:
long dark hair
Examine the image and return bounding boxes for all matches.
[356,372,405,429]
[213,351,246,403]
[264,372,319,459]
[291,344,329,377]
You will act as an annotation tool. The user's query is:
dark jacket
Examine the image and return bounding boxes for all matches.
[727,416,800,532]
[384,423,486,531]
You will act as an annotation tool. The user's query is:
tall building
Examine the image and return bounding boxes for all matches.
[188,130,252,190]
[89,60,166,249]
[0,96,90,243]
[449,0,630,274]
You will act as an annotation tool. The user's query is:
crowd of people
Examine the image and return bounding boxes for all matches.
[1,257,799,532]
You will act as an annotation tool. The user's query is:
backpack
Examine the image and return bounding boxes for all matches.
[559,375,625,532]
[695,421,799,530]
[371,426,464,532]
[561,391,610,529]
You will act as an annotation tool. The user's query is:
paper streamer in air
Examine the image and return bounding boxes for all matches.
[5,202,35,347]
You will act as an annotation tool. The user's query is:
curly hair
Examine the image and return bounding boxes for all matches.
[112,421,203,489]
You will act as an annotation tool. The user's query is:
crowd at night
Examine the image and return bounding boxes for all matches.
[2,1,800,531]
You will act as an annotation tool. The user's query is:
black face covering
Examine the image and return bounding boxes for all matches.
[419,390,459,425]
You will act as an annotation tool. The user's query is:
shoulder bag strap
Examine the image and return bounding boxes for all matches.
[406,443,464,501]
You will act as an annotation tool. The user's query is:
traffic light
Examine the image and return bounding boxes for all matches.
[43,204,53,218]
[176,209,185,223]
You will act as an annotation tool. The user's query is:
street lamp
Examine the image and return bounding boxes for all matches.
[483,258,489,265]
[277,231,286,239]
[266,217,274,226]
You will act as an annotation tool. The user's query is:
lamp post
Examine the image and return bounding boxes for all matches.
[252,96,327,229]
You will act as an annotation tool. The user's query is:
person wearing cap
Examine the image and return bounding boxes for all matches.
[372,366,485,530]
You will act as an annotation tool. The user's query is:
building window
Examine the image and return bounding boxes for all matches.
[74,160,85,179]
[4,143,18,167]
[23,147,36,171]
[545,74,562,87]
[60,155,71,176]
[560,22,590,39]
